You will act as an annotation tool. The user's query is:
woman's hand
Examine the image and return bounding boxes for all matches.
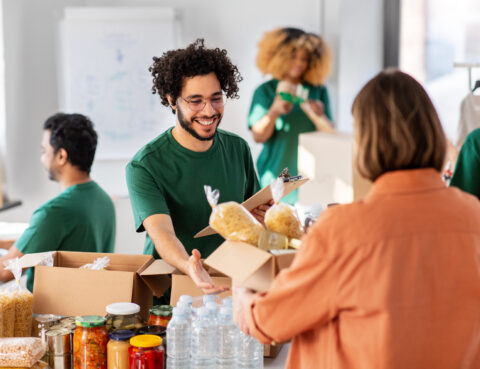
[304,99,325,116]
[251,200,274,226]
[187,249,230,294]
[269,95,293,116]
[233,286,257,335]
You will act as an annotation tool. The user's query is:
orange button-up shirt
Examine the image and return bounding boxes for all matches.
[246,169,480,368]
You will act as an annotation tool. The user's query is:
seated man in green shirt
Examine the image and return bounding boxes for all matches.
[126,39,267,295]
[450,128,480,198]
[0,113,116,291]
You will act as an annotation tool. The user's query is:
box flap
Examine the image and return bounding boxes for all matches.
[20,251,57,269]
[271,250,296,272]
[204,241,272,283]
[194,177,309,238]
[139,259,176,297]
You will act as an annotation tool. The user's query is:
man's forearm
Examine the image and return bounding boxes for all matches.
[152,231,190,275]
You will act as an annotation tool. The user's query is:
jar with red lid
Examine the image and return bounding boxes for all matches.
[129,334,164,369]
[147,305,173,328]
[73,315,108,369]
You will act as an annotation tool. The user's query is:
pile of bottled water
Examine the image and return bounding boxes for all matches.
[166,294,264,369]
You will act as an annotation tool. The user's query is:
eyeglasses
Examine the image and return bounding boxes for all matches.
[179,93,227,112]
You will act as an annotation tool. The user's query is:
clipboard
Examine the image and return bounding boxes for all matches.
[194,176,309,238]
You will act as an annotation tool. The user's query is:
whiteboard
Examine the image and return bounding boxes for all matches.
[59,7,180,159]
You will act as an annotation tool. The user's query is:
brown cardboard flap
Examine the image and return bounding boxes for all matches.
[204,241,272,283]
[271,250,296,272]
[194,178,309,238]
[170,274,232,306]
[140,259,176,297]
[33,266,134,317]
[239,258,275,292]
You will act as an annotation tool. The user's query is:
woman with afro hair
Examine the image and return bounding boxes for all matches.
[248,27,334,204]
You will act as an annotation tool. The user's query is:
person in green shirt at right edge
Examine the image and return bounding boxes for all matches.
[450,128,480,198]
[248,27,335,204]
[126,39,269,301]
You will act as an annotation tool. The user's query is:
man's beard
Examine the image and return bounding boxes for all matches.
[177,106,222,141]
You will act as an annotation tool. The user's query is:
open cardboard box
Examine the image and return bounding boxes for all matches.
[20,251,175,320]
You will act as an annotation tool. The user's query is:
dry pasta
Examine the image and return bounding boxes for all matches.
[265,203,304,239]
[210,202,264,245]
[0,293,15,337]
[13,291,33,337]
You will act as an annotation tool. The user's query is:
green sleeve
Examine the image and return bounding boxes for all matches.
[126,161,170,232]
[450,130,480,198]
[248,84,273,129]
[15,207,66,254]
[320,86,333,122]
[243,140,261,198]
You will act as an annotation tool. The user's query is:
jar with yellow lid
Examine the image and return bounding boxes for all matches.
[129,335,164,369]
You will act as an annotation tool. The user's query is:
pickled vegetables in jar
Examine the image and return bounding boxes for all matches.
[129,335,164,369]
[148,305,173,328]
[73,315,108,369]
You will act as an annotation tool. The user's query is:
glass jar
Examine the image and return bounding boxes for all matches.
[107,330,134,369]
[129,335,164,369]
[73,315,108,369]
[105,302,144,332]
[148,305,173,328]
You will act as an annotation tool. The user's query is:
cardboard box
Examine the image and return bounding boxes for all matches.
[298,131,372,205]
[20,251,175,320]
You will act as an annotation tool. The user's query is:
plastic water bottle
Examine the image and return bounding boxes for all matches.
[205,301,219,322]
[238,331,263,369]
[191,307,216,369]
[203,294,216,305]
[222,296,232,307]
[179,294,193,307]
[216,307,238,369]
[166,307,191,369]
[177,300,193,324]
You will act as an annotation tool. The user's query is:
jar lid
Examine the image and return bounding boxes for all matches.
[149,305,173,317]
[75,315,106,328]
[109,330,135,341]
[46,328,71,337]
[106,302,140,315]
[130,334,163,348]
[137,325,166,337]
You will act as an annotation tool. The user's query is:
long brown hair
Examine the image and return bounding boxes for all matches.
[352,69,446,182]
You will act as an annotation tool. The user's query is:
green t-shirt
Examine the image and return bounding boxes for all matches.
[451,128,480,198]
[126,128,260,259]
[248,79,332,204]
[15,181,116,292]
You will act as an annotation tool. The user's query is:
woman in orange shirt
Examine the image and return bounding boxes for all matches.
[234,69,480,369]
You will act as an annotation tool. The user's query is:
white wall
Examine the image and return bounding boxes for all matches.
[0,0,384,254]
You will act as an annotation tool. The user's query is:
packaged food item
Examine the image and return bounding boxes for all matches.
[277,81,309,104]
[0,337,46,367]
[4,258,34,337]
[205,186,265,245]
[0,360,48,369]
[107,330,134,369]
[265,178,304,239]
[73,316,108,369]
[32,314,63,339]
[105,302,143,332]
[148,305,173,328]
[0,292,13,337]
[129,335,164,369]
[80,256,110,270]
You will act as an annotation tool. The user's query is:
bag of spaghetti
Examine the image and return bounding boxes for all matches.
[205,185,264,246]
[3,258,33,337]
[265,178,304,239]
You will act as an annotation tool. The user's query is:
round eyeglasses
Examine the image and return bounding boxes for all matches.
[179,93,227,112]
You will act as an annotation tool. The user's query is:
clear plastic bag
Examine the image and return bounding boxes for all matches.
[80,256,110,270]
[265,178,304,239]
[205,186,264,246]
[4,258,34,337]
[0,337,45,367]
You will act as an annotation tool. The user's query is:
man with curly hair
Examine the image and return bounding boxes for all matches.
[126,39,265,296]
[0,113,116,291]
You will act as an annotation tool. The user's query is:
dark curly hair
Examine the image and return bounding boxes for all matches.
[43,113,98,174]
[149,39,243,113]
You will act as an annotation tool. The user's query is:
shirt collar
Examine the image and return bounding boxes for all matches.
[366,168,445,198]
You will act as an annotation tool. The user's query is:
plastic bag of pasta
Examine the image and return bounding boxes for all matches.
[3,258,33,337]
[265,178,304,239]
[205,185,264,246]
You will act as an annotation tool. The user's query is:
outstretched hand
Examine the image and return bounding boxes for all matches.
[187,249,229,295]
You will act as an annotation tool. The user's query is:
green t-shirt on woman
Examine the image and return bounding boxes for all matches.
[451,128,480,198]
[248,79,332,204]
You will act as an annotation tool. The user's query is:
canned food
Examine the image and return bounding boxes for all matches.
[47,353,72,369]
[32,314,63,338]
[46,328,71,355]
